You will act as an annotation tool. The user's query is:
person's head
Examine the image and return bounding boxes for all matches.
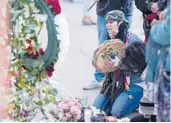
[118,41,147,75]
[105,10,128,39]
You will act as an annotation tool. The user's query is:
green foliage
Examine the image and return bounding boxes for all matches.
[9,0,61,121]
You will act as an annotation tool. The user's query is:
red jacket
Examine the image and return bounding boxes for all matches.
[46,0,61,14]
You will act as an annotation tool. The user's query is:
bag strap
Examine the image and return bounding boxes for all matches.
[126,32,131,43]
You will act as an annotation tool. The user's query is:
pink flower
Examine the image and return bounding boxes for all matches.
[58,102,64,111]
[58,102,63,107]
[68,102,75,107]
[74,114,81,120]
[62,104,69,110]
[56,97,82,121]
[63,116,68,121]
[63,97,71,103]
[75,108,81,115]
[70,106,79,113]
[65,113,72,118]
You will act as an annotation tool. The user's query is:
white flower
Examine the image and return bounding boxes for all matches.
[58,112,64,119]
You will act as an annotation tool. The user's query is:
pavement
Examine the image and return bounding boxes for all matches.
[55,0,144,105]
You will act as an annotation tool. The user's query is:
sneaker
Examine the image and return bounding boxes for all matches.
[83,80,102,90]
[89,19,96,25]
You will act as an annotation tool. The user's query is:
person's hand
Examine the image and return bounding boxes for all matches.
[105,55,120,68]
[151,3,159,13]
[151,19,160,26]
[158,9,167,21]
[105,55,115,66]
[110,39,122,43]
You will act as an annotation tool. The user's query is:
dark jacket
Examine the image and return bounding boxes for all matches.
[135,0,167,14]
[157,0,169,10]
[135,0,164,39]
[135,0,158,14]
[96,0,134,16]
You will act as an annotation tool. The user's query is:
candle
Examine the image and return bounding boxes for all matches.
[84,109,92,122]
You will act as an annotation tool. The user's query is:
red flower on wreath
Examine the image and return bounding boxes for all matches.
[26,45,33,51]
[29,48,45,58]
[46,63,55,77]
[26,39,32,44]
[39,48,44,55]
[46,0,61,15]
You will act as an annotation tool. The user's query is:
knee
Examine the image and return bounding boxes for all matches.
[110,109,123,118]
[93,94,109,110]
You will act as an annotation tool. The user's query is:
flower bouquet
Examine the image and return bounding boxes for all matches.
[54,97,82,122]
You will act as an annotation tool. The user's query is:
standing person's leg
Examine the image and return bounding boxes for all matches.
[94,15,108,82]
[125,15,133,32]
[83,15,108,90]
[82,0,96,25]
[125,15,133,24]
[97,16,108,45]
[123,0,134,25]
[110,84,143,118]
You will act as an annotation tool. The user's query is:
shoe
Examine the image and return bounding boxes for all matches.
[83,80,102,90]
[82,16,96,25]
[89,19,96,25]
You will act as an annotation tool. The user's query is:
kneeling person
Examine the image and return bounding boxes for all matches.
[93,10,146,118]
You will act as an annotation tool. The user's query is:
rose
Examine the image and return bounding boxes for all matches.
[26,39,32,44]
[26,45,33,51]
[39,48,44,55]
[46,0,61,15]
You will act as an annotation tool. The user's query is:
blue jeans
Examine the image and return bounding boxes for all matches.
[125,15,133,24]
[94,16,108,82]
[93,84,143,118]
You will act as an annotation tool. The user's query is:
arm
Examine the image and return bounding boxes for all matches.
[135,0,146,12]
[150,8,170,45]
